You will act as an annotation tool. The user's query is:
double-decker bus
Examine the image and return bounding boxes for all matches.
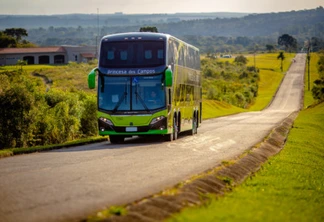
[88,32,201,143]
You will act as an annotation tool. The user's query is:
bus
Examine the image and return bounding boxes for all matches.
[88,32,201,143]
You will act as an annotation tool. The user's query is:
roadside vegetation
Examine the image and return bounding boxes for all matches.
[0,62,98,150]
[202,56,259,109]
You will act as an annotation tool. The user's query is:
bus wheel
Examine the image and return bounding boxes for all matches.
[165,132,173,141]
[173,116,178,140]
[165,116,177,141]
[109,135,124,144]
[190,115,198,135]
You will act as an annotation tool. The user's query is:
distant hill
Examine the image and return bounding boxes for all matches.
[0,12,248,29]
[158,7,324,38]
[2,7,323,53]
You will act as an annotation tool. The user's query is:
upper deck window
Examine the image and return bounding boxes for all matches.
[100,41,165,68]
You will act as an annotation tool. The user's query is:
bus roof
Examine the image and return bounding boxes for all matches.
[101,32,168,41]
[101,32,199,51]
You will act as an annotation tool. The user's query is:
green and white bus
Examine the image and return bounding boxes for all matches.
[88,32,201,143]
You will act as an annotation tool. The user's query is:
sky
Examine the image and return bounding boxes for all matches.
[1,0,323,15]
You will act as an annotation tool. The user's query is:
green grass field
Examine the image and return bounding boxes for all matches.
[0,64,56,72]
[202,100,245,119]
[168,101,324,222]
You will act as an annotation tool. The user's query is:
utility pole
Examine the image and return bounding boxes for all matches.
[307,39,311,91]
[254,44,257,72]
[95,8,99,59]
[97,8,100,38]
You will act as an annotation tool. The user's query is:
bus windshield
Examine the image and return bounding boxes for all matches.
[100,41,165,68]
[98,74,166,113]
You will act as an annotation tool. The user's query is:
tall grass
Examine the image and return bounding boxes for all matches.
[202,100,245,119]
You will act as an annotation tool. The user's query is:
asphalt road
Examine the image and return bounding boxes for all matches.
[0,54,306,222]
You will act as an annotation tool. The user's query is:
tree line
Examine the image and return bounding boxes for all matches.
[0,28,36,48]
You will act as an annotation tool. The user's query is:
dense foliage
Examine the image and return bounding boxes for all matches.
[278,34,297,52]
[312,51,324,101]
[0,28,36,48]
[0,69,97,149]
[139,26,158,33]
[202,57,259,108]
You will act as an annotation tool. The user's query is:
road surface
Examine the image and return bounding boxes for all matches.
[0,54,305,222]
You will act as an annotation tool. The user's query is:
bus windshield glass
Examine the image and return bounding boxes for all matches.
[98,74,166,112]
[100,41,165,68]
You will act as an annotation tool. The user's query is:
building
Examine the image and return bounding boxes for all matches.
[0,45,96,66]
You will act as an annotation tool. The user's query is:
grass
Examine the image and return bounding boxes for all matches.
[248,53,295,111]
[87,206,127,221]
[203,53,296,115]
[167,101,324,222]
[216,53,295,111]
[28,62,96,92]
[0,64,56,72]
[202,100,245,119]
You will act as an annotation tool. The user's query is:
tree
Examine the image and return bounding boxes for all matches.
[4,28,28,42]
[16,60,27,71]
[277,51,285,72]
[0,32,17,47]
[139,26,158,33]
[310,37,324,52]
[266,44,275,52]
[278,34,297,52]
[234,55,248,65]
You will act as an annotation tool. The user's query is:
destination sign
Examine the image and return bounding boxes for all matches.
[106,69,156,75]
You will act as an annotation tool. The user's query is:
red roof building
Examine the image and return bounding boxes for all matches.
[0,46,96,66]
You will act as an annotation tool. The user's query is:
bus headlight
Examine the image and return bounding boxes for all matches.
[150,116,165,125]
[99,117,114,126]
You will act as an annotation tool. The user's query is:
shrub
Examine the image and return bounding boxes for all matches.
[0,69,98,149]
[201,59,259,108]
[312,79,324,101]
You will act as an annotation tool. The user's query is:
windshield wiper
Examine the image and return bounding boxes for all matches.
[135,91,151,113]
[112,81,128,113]
[112,91,127,113]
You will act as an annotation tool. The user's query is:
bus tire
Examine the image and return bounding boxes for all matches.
[165,116,177,141]
[190,114,198,135]
[109,135,124,144]
[173,116,178,140]
[165,132,173,141]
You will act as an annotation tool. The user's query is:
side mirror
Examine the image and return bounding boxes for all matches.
[88,68,98,89]
[165,68,173,87]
